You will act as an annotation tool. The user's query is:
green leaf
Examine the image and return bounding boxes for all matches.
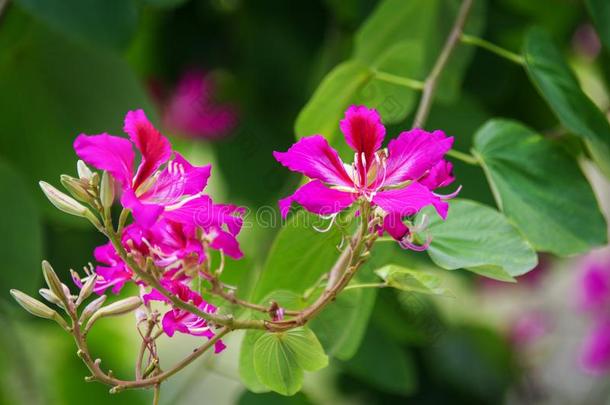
[0,11,155,225]
[238,390,313,405]
[253,328,328,396]
[13,0,138,50]
[308,285,377,361]
[374,265,449,296]
[295,61,372,141]
[0,160,43,297]
[341,328,417,395]
[253,211,342,302]
[424,199,538,281]
[473,119,607,255]
[523,27,610,178]
[586,0,610,53]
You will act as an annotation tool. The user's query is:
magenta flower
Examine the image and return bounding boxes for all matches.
[161,70,238,139]
[74,110,243,232]
[509,311,550,347]
[274,105,457,249]
[579,255,610,314]
[580,320,610,375]
[73,242,133,295]
[143,280,226,353]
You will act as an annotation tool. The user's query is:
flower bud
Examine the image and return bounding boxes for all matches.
[60,175,93,203]
[80,294,106,323]
[42,261,70,307]
[77,160,93,179]
[100,172,115,209]
[10,289,69,330]
[39,181,88,218]
[76,275,98,306]
[85,296,141,333]
[39,288,63,307]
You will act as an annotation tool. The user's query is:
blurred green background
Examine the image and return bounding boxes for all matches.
[1,0,609,404]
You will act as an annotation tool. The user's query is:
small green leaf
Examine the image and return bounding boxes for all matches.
[374,265,449,296]
[253,328,328,396]
[473,119,607,255]
[523,27,610,178]
[424,199,538,281]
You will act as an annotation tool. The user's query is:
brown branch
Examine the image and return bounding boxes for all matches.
[413,0,474,128]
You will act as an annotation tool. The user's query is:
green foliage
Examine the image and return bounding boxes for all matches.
[252,211,342,302]
[295,0,486,153]
[252,327,328,396]
[424,199,538,282]
[0,160,43,298]
[374,265,449,296]
[474,119,607,255]
[341,328,417,395]
[586,0,610,53]
[0,10,155,225]
[13,0,138,50]
[238,390,313,405]
[523,27,610,178]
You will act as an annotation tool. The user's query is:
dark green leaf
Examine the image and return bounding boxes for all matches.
[341,328,417,395]
[473,119,607,255]
[0,160,43,297]
[13,0,138,50]
[0,12,155,225]
[425,199,538,281]
[523,27,610,177]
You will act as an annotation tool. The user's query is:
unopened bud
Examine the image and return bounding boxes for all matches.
[39,181,88,218]
[90,172,100,187]
[77,160,93,179]
[60,175,93,203]
[100,172,115,209]
[85,296,141,333]
[39,288,63,307]
[76,275,98,306]
[80,295,106,323]
[10,289,69,330]
[42,261,70,307]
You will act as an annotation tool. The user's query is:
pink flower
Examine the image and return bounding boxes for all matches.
[143,280,226,353]
[274,105,457,249]
[161,70,238,139]
[579,252,610,314]
[73,242,133,295]
[74,110,243,232]
[509,311,550,347]
[580,320,610,375]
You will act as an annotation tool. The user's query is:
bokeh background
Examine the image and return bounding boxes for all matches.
[1,0,610,404]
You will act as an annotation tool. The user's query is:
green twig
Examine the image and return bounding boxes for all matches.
[373,70,425,90]
[460,34,524,65]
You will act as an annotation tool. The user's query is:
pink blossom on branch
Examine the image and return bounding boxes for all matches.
[273,105,459,250]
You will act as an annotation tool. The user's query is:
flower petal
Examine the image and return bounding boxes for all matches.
[372,182,448,219]
[382,213,409,241]
[124,109,172,189]
[278,180,356,219]
[73,133,134,186]
[383,129,453,186]
[139,153,211,205]
[163,195,244,236]
[210,227,243,259]
[339,105,385,158]
[580,320,610,375]
[120,188,165,228]
[273,135,353,186]
[419,160,455,190]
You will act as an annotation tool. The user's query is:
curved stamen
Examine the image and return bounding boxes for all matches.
[434,185,462,200]
[398,233,432,252]
[313,213,338,233]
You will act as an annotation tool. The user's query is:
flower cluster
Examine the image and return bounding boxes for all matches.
[72,109,244,351]
[274,105,458,250]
